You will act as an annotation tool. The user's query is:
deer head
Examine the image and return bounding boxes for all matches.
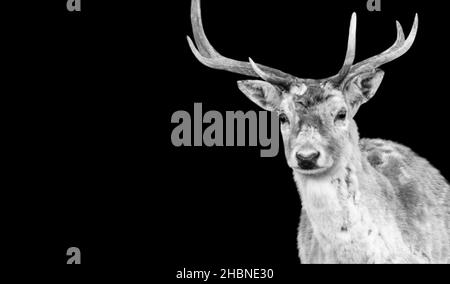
[187,0,418,176]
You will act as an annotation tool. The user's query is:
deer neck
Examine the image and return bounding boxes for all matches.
[294,147,365,238]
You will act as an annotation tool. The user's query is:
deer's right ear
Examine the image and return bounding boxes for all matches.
[237,80,282,111]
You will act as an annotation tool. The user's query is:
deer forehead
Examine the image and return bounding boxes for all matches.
[282,83,344,114]
[289,84,308,96]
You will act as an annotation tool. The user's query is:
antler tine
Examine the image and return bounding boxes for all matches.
[249,58,281,83]
[187,0,296,86]
[335,13,357,81]
[344,14,418,81]
[382,21,406,54]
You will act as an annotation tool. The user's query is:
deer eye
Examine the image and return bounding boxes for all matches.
[335,109,347,122]
[279,113,290,124]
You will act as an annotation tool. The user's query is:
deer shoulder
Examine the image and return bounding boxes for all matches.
[361,138,450,263]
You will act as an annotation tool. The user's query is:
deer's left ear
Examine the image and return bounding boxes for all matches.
[343,69,384,115]
[237,80,282,111]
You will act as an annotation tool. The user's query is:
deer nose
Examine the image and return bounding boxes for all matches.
[296,150,320,170]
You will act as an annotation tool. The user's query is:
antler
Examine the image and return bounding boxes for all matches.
[187,0,418,88]
[186,0,296,86]
[334,13,357,83]
[332,14,418,85]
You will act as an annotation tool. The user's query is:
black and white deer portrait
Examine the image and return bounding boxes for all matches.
[187,0,449,263]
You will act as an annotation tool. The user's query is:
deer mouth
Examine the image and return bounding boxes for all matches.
[294,167,329,175]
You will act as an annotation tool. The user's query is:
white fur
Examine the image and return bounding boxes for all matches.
[294,164,431,263]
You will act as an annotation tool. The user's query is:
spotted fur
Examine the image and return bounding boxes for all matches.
[362,139,450,262]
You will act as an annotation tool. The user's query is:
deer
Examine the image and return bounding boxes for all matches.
[187,0,450,263]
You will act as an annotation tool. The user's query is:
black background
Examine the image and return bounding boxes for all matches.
[4,0,449,278]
